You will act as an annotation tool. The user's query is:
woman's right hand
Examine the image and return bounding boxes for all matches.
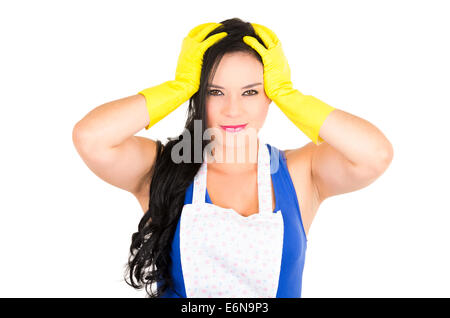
[174,22,228,95]
[138,22,227,130]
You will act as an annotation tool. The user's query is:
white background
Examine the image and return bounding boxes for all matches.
[1,0,449,297]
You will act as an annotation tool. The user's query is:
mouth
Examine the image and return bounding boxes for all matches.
[220,123,248,133]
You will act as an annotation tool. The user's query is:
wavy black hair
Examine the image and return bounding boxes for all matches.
[124,17,267,298]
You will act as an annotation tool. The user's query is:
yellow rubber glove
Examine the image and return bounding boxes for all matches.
[243,23,335,145]
[139,23,227,130]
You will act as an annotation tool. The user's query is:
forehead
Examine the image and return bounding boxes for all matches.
[209,52,263,85]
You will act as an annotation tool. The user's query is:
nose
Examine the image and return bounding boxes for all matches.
[222,95,244,118]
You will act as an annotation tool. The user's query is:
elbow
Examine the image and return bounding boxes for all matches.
[72,122,86,146]
[381,140,394,165]
[373,141,394,174]
[72,121,95,153]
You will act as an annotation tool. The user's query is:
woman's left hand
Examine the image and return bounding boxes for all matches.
[244,22,336,146]
[243,23,294,102]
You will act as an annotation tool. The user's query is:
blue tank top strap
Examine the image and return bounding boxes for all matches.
[267,144,308,241]
[266,143,308,297]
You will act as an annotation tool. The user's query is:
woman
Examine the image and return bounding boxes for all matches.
[72,18,393,298]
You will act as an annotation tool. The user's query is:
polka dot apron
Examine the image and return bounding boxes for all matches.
[179,137,284,298]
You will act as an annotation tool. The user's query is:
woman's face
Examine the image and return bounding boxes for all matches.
[205,51,271,149]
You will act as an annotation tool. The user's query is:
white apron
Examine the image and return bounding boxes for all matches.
[179,138,284,298]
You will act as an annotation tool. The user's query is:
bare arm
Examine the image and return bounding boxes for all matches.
[73,94,149,149]
[72,94,157,202]
[312,109,394,201]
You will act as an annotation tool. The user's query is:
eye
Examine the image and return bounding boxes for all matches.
[244,89,258,96]
[207,89,259,96]
[207,89,222,96]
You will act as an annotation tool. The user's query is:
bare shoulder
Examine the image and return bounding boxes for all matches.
[284,142,316,164]
[283,142,322,236]
[283,142,317,196]
[283,142,318,182]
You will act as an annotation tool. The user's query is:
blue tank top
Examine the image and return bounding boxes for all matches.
[158,143,308,297]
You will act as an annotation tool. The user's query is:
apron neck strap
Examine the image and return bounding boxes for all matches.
[192,137,273,216]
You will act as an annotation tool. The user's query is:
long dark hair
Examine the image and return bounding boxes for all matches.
[124,17,266,298]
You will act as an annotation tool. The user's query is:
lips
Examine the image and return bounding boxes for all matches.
[220,123,248,132]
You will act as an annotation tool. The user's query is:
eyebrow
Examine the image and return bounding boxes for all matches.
[207,82,262,89]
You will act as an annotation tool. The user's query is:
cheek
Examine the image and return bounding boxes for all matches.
[206,101,219,127]
[249,103,270,126]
